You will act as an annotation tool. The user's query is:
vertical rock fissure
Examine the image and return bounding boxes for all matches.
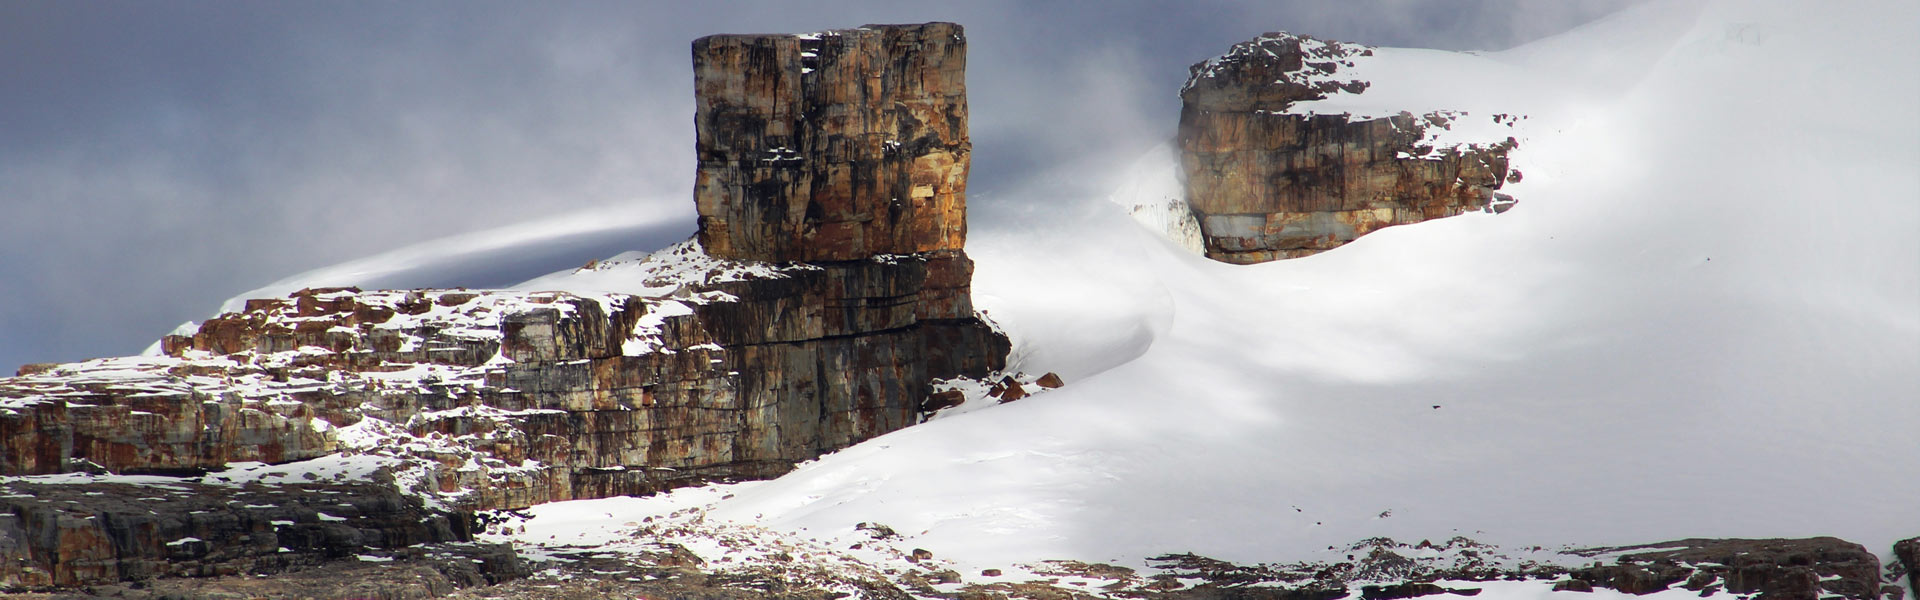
[693,23,971,263]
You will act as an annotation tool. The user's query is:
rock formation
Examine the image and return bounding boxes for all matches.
[1896,537,1919,594]
[1560,538,1884,599]
[693,22,969,262]
[1177,33,1518,264]
[0,477,522,590]
[1118,537,1888,600]
[0,22,1005,592]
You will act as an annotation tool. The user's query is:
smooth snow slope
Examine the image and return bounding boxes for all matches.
[699,0,1919,568]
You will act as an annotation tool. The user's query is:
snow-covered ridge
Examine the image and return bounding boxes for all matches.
[239,287,615,344]
[26,238,809,409]
[2,238,816,507]
[1387,110,1526,162]
[1183,31,1532,163]
[1181,31,1372,96]
[203,203,697,317]
[4,287,656,427]
[513,238,815,298]
[4,227,1014,518]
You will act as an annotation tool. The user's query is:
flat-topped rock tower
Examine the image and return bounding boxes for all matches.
[694,22,969,262]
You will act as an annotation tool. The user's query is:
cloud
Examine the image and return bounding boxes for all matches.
[0,0,1639,371]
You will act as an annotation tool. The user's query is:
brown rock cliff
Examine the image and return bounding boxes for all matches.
[0,478,521,590]
[694,23,969,262]
[1178,33,1516,264]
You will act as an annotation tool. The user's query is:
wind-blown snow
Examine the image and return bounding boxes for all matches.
[208,201,693,318]
[1111,144,1206,256]
[172,0,1918,581]
[511,237,809,298]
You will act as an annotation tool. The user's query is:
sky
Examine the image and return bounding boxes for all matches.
[0,0,1638,372]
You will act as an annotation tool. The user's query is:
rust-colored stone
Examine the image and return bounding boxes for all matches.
[922,389,965,412]
[693,23,970,263]
[13,363,57,377]
[1178,33,1515,264]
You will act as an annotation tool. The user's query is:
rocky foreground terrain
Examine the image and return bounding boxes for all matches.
[0,21,1912,600]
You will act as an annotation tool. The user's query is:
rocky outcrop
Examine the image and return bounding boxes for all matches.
[0,21,1005,592]
[0,287,730,510]
[54,546,525,600]
[0,476,522,591]
[1895,537,1919,593]
[693,22,968,263]
[1565,538,1883,599]
[944,537,1886,600]
[1177,33,1517,264]
[681,20,1003,471]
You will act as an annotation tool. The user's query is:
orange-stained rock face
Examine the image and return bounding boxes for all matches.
[693,23,970,262]
[1178,33,1517,263]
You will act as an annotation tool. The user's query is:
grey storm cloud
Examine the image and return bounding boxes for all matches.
[0,0,1636,371]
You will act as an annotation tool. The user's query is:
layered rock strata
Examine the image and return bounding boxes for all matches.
[1177,33,1518,263]
[0,236,1004,593]
[0,476,522,590]
[1560,537,1885,599]
[0,21,1005,591]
